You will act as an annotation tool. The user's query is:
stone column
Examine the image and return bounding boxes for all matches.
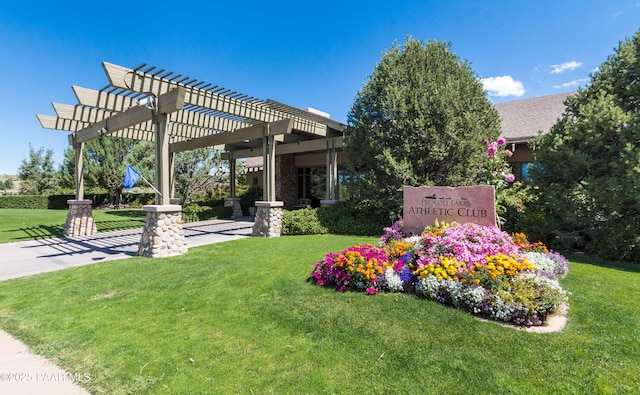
[137,205,188,258]
[224,197,243,218]
[252,201,284,237]
[63,200,97,237]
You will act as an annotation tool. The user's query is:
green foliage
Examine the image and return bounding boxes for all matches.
[317,201,391,236]
[18,145,58,195]
[0,193,155,210]
[345,37,501,208]
[0,195,49,209]
[83,137,147,206]
[3,177,14,190]
[282,208,329,235]
[182,204,233,223]
[281,202,391,236]
[57,147,76,190]
[173,148,221,205]
[238,184,263,214]
[530,28,640,262]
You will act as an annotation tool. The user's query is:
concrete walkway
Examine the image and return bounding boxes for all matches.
[0,218,254,394]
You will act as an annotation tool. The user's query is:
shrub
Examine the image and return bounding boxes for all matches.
[317,201,389,236]
[0,195,49,209]
[282,208,328,235]
[182,204,233,223]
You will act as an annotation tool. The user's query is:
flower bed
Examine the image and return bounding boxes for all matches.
[310,221,570,327]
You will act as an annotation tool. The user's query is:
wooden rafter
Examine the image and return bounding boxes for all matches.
[102,62,329,137]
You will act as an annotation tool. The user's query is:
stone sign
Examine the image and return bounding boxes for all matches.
[402,185,497,235]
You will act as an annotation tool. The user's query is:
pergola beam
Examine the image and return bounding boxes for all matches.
[72,86,253,134]
[103,62,328,136]
[73,88,185,143]
[222,136,344,159]
[170,118,293,154]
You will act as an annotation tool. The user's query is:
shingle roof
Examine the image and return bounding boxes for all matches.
[242,156,264,171]
[495,91,575,143]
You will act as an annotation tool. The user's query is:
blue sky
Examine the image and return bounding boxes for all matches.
[0,0,638,174]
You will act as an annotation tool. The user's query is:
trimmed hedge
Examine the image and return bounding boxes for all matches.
[282,202,389,236]
[182,204,234,223]
[0,193,156,210]
[0,195,49,209]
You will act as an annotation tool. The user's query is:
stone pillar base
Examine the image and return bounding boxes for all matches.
[138,205,188,258]
[63,200,97,237]
[224,197,243,218]
[252,201,284,237]
[320,199,341,207]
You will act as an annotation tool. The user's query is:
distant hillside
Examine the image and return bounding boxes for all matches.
[0,174,20,194]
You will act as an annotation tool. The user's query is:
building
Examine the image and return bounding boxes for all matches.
[495,91,574,180]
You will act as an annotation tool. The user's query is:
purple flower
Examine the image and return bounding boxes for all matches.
[505,173,515,183]
[497,137,506,145]
[399,267,414,285]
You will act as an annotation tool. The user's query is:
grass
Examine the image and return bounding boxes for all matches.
[0,235,639,394]
[0,209,146,243]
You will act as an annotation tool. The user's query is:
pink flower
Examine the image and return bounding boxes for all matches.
[487,143,498,156]
[504,149,513,157]
[505,173,515,183]
[366,287,378,295]
[497,137,506,145]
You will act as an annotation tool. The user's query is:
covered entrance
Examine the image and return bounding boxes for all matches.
[37,62,345,256]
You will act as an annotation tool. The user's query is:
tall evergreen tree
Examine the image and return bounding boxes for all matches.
[18,145,58,195]
[173,148,219,204]
[531,28,640,262]
[84,137,141,206]
[345,37,501,208]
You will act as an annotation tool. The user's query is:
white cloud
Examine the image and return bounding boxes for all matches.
[553,78,590,89]
[481,76,525,97]
[550,61,583,74]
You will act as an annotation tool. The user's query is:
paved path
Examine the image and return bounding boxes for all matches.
[0,218,254,394]
[0,218,255,282]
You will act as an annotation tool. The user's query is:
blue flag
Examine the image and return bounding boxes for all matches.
[124,165,141,190]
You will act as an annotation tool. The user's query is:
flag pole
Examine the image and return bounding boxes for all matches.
[137,173,162,197]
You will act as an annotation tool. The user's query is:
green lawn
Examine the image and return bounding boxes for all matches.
[0,209,146,243]
[0,235,638,394]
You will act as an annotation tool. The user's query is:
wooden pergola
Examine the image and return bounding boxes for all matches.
[37,62,345,252]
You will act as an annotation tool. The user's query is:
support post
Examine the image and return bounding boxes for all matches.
[138,204,187,258]
[321,139,340,207]
[229,152,236,198]
[63,200,97,237]
[169,150,176,199]
[154,111,170,205]
[74,138,84,201]
[63,138,97,236]
[262,125,277,202]
[252,201,284,237]
[224,152,243,217]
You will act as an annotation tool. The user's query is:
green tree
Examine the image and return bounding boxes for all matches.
[345,37,501,209]
[83,137,143,206]
[3,177,13,190]
[58,147,77,191]
[530,28,640,262]
[18,145,58,195]
[173,148,218,204]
